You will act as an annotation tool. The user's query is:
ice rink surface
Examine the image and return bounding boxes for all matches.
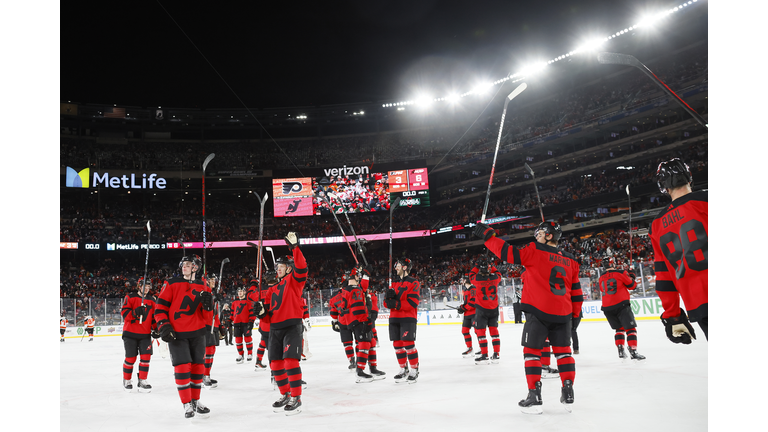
[59,320,708,431]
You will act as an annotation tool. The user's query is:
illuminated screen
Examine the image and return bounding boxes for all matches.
[272,168,430,217]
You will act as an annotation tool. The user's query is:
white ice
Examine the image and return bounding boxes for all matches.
[60,320,708,431]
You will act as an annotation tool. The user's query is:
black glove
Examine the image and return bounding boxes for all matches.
[253,301,269,319]
[151,330,160,339]
[369,309,379,322]
[133,305,149,321]
[627,271,636,280]
[457,305,466,315]
[661,309,697,344]
[199,291,214,311]
[384,298,400,310]
[361,265,372,276]
[385,288,397,300]
[158,322,176,342]
[285,232,300,250]
[331,320,341,332]
[473,223,496,241]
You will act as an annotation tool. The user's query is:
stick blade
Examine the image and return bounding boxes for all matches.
[202,153,216,171]
[597,52,640,67]
[507,82,527,101]
[626,185,630,196]
[524,163,534,176]
[246,242,257,247]
[146,220,151,232]
[222,258,230,264]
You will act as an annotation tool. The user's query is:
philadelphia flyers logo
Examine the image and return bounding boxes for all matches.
[282,182,303,195]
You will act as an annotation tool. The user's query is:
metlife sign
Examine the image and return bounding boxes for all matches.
[65,167,167,189]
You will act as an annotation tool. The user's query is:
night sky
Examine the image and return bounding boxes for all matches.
[58,0,699,109]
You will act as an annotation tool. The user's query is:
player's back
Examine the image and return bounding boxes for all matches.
[650,190,708,320]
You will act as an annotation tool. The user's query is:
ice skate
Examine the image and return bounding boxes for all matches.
[122,379,133,392]
[393,366,409,383]
[272,393,291,412]
[247,354,253,362]
[560,379,574,412]
[183,402,195,418]
[541,364,559,379]
[618,345,627,359]
[203,375,218,389]
[301,380,307,389]
[136,374,152,393]
[369,365,386,380]
[474,353,489,365]
[61,338,65,343]
[356,368,374,383]
[254,360,268,370]
[519,381,543,414]
[348,358,356,370]
[236,355,244,364]
[406,367,419,384]
[461,348,473,358]
[192,399,210,418]
[89,337,93,342]
[490,352,500,364]
[284,396,302,416]
[628,348,646,361]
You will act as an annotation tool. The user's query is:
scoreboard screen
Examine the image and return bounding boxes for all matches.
[273,167,431,217]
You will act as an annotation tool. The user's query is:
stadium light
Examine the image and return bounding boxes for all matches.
[472,82,493,95]
[519,62,548,77]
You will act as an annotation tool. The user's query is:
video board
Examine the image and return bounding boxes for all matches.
[272,167,431,218]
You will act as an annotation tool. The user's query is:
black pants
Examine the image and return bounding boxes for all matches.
[512,303,523,323]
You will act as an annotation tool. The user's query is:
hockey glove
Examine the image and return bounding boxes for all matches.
[151,330,160,339]
[133,305,149,321]
[253,301,269,319]
[457,305,466,315]
[627,271,637,280]
[331,320,341,332]
[285,232,300,250]
[199,291,214,311]
[384,298,401,310]
[661,309,697,344]
[158,322,176,342]
[369,309,379,322]
[385,288,397,300]
[473,223,496,241]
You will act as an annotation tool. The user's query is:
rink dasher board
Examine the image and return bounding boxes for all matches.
[61,297,665,338]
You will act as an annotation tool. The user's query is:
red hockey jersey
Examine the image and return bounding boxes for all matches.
[121,292,156,338]
[485,237,582,323]
[468,266,501,311]
[154,277,208,339]
[599,269,637,312]
[388,275,420,320]
[264,247,308,329]
[650,191,708,322]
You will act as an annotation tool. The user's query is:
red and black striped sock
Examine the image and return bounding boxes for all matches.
[523,347,542,389]
[285,358,302,397]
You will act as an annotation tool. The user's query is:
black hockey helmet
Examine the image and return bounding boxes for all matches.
[602,256,613,268]
[263,269,278,285]
[477,256,491,274]
[395,257,413,272]
[179,255,196,269]
[534,221,562,243]
[656,158,692,194]
[276,255,294,267]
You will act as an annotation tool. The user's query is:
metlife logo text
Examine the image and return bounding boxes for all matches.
[65,167,167,189]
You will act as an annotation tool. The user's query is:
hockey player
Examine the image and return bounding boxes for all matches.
[360,268,385,379]
[250,269,277,371]
[121,277,156,393]
[468,258,502,364]
[474,221,582,414]
[84,316,95,341]
[301,298,312,360]
[456,274,478,357]
[153,255,213,419]
[650,158,708,342]
[330,278,356,369]
[599,257,645,360]
[341,265,385,383]
[220,304,233,346]
[253,232,308,415]
[522,269,558,378]
[202,274,222,388]
[384,258,421,384]
[232,286,255,363]
[60,313,68,342]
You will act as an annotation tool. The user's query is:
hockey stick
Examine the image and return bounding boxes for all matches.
[329,193,369,267]
[252,191,269,287]
[523,163,545,223]
[139,220,151,324]
[202,153,216,277]
[211,257,230,333]
[265,246,276,268]
[597,52,707,128]
[482,82,527,223]
[320,194,359,265]
[626,185,633,267]
[388,196,402,289]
